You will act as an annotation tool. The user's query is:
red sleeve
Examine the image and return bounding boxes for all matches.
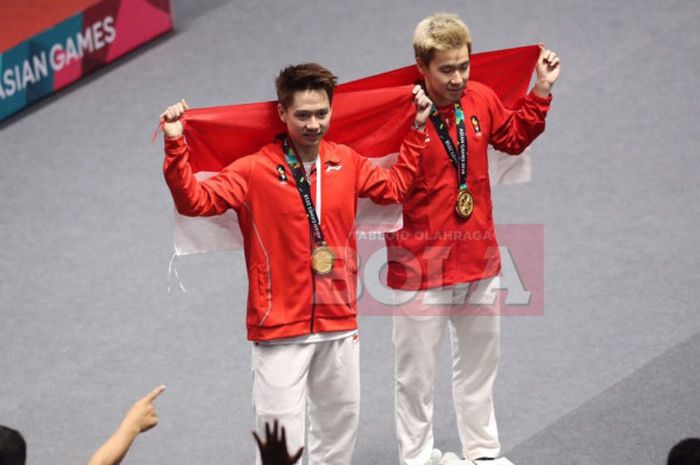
[486,87,552,155]
[163,136,251,216]
[354,127,427,204]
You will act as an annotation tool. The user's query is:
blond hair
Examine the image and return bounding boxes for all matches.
[413,13,472,65]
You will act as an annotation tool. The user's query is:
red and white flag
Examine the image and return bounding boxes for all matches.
[170,45,540,256]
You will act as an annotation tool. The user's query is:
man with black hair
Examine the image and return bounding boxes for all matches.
[0,426,26,465]
[668,438,700,465]
[161,62,432,465]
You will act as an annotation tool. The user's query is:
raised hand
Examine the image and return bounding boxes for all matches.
[412,84,433,129]
[253,420,304,465]
[121,384,165,434]
[87,385,166,465]
[534,44,560,97]
[159,98,189,138]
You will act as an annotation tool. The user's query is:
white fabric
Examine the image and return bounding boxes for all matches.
[488,147,532,185]
[393,277,502,465]
[316,157,322,223]
[258,329,357,346]
[173,171,243,253]
[355,152,403,233]
[252,334,360,465]
[438,451,462,464]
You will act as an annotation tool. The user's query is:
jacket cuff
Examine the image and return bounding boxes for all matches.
[164,135,187,155]
[527,90,553,105]
[408,124,429,147]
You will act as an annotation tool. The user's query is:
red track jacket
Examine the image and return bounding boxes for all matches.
[164,130,426,341]
[385,81,552,290]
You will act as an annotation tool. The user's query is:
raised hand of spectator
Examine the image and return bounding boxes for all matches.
[121,385,165,434]
[87,385,166,465]
[253,420,303,465]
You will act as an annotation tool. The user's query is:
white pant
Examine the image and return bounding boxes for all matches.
[393,277,502,464]
[252,335,360,465]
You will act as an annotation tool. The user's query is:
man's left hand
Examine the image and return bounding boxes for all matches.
[534,44,560,97]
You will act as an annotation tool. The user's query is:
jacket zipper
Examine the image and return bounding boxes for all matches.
[309,166,318,334]
[310,270,316,333]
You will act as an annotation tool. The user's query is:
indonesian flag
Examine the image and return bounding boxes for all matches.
[171,45,540,256]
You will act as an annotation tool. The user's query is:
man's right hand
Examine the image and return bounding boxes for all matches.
[160,99,189,138]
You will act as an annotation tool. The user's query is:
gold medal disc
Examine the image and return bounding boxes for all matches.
[311,245,335,275]
[455,189,474,219]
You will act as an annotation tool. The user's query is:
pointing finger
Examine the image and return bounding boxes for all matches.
[144,384,166,402]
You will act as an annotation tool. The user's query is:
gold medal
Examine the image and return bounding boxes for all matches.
[455,189,474,219]
[311,244,335,275]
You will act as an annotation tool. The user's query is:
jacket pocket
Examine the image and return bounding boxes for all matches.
[247,263,272,327]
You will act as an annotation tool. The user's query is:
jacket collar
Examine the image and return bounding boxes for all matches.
[265,137,342,165]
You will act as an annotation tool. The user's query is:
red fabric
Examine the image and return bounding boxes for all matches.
[385,82,552,290]
[336,44,538,106]
[180,45,541,173]
[181,87,416,173]
[164,131,426,341]
[164,44,544,338]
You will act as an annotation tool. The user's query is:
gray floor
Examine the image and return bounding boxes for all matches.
[1,0,699,464]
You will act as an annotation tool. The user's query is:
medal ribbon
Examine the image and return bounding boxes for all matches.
[429,103,468,191]
[282,138,325,246]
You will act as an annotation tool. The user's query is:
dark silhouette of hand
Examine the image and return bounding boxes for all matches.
[253,420,304,465]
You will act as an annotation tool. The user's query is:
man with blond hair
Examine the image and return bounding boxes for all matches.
[387,13,560,465]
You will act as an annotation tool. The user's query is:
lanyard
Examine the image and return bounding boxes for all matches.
[429,102,468,191]
[282,138,324,245]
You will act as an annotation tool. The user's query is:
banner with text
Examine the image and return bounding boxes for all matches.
[0,0,173,121]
